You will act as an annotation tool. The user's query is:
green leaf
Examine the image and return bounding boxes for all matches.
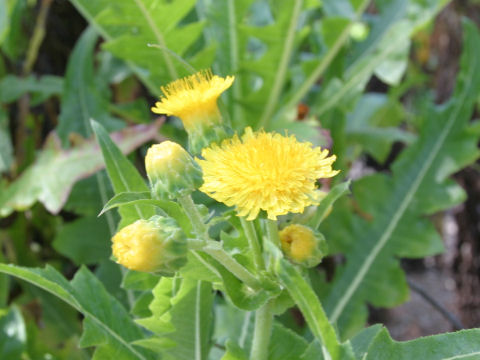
[0,123,160,218]
[275,258,345,360]
[99,191,193,235]
[221,340,248,360]
[350,324,383,359]
[69,0,214,93]
[314,0,448,117]
[300,340,325,360]
[0,306,26,359]
[57,26,123,145]
[0,108,13,175]
[53,216,111,265]
[137,278,214,360]
[198,0,255,127]
[91,120,155,226]
[308,181,351,229]
[268,323,309,360]
[1,0,29,60]
[0,264,153,359]
[321,20,480,337]
[365,327,480,360]
[0,74,63,105]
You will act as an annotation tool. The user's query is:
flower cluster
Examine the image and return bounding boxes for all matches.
[111,70,340,272]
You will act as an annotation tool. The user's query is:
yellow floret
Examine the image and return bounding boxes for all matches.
[198,127,339,220]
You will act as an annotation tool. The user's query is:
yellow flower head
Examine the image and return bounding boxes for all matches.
[198,127,339,220]
[112,216,187,274]
[151,70,234,132]
[279,224,327,267]
[145,141,202,199]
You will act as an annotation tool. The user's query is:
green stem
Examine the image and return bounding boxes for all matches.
[240,217,264,271]
[178,194,209,243]
[250,300,274,360]
[202,245,261,291]
[266,219,281,248]
[180,200,261,290]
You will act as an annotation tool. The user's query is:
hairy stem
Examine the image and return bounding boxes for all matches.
[178,194,210,243]
[240,217,264,271]
[250,300,274,360]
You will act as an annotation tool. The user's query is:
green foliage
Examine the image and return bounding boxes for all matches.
[69,0,215,93]
[321,19,480,337]
[0,264,153,360]
[91,120,156,227]
[0,306,26,359]
[2,0,480,359]
[136,278,214,360]
[57,27,123,145]
[363,327,480,359]
[0,123,160,218]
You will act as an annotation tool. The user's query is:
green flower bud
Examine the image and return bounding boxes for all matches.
[279,224,328,268]
[145,141,203,199]
[111,215,187,275]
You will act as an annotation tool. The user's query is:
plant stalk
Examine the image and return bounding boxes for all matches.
[178,194,210,243]
[250,300,274,360]
[240,217,264,271]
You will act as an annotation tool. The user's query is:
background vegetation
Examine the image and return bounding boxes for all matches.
[1,0,480,359]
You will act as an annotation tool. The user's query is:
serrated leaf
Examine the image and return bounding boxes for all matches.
[321,20,480,337]
[275,258,347,360]
[314,0,448,117]
[268,323,309,360]
[0,123,160,218]
[53,216,111,265]
[365,327,480,360]
[221,340,248,360]
[199,0,255,128]
[91,120,155,227]
[57,26,123,145]
[0,264,153,360]
[70,0,214,93]
[99,191,193,235]
[138,278,214,360]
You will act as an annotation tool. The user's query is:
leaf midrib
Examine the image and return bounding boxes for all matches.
[328,47,477,323]
[0,265,147,360]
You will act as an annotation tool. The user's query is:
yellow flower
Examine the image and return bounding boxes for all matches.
[145,141,202,199]
[279,224,327,267]
[112,216,187,274]
[198,127,339,220]
[151,70,234,153]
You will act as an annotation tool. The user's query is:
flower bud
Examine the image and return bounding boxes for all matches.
[145,141,202,199]
[112,216,187,275]
[279,224,327,268]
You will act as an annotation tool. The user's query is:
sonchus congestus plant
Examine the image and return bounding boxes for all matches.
[2,1,480,358]
[111,72,342,359]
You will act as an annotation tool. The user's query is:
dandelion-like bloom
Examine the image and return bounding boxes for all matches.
[198,127,339,220]
[152,70,233,128]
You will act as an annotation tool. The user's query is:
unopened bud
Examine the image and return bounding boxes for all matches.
[112,216,187,275]
[279,224,327,268]
[145,141,202,199]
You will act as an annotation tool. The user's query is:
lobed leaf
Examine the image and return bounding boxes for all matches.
[0,264,154,360]
[320,20,480,337]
